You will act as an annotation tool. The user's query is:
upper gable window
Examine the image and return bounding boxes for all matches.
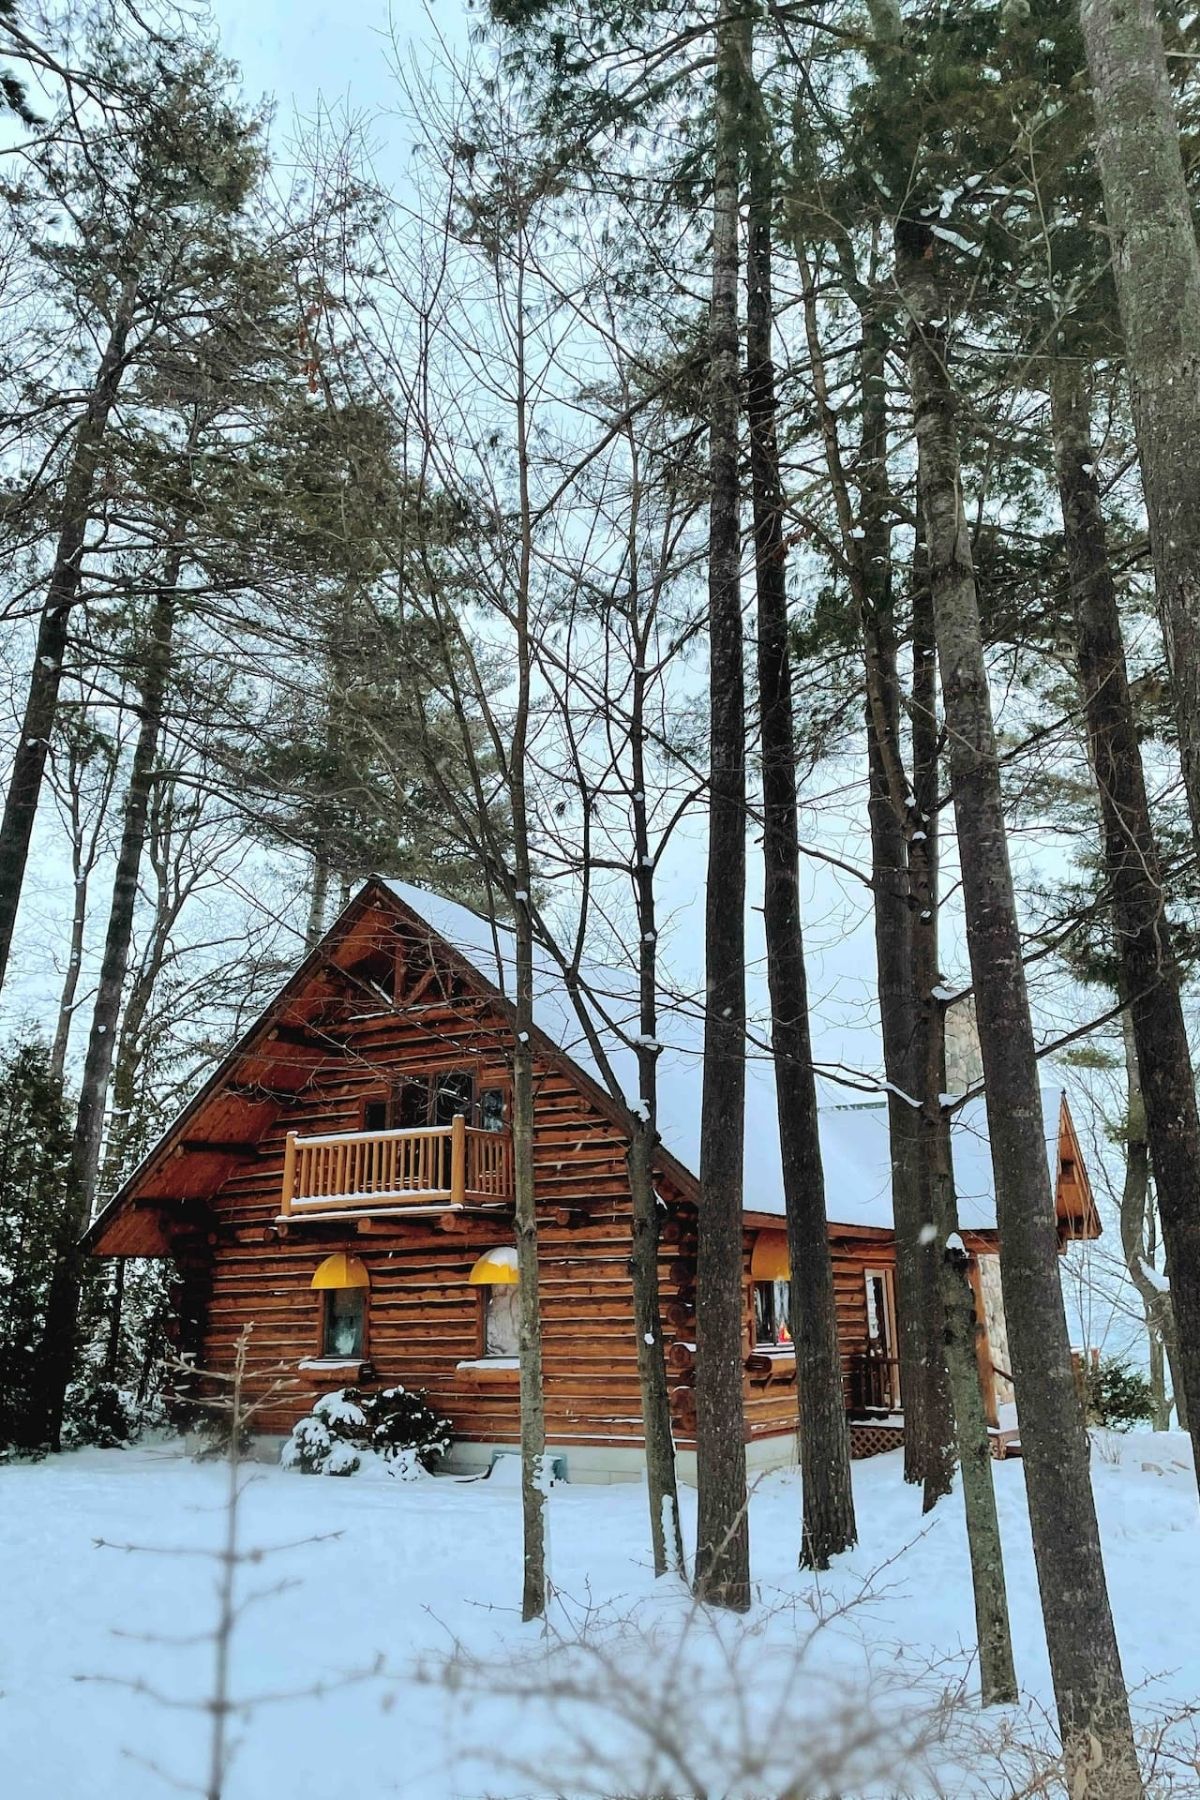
[361,1072,482,1133]
[432,1071,474,1126]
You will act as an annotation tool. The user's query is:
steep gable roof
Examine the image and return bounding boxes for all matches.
[88,877,1096,1253]
[380,880,1092,1237]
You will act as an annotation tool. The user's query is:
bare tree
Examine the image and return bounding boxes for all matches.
[693,0,751,1613]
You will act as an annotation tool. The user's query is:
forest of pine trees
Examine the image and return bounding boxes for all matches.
[2,1,1200,1792]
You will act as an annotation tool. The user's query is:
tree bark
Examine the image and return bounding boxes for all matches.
[305,853,330,951]
[694,0,751,1612]
[1050,356,1200,1487]
[1079,0,1200,854]
[511,238,548,1625]
[0,280,136,998]
[790,231,952,1497]
[33,555,179,1446]
[627,616,685,1579]
[746,136,856,1569]
[1119,1009,1181,1432]
[909,531,1017,1703]
[857,302,953,1500]
[900,223,1141,1795]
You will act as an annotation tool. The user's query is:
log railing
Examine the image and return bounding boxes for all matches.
[279,1115,514,1218]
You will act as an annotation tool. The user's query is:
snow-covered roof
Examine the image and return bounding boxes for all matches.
[384,881,1065,1235]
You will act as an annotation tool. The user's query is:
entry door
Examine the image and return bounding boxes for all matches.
[863,1267,900,1409]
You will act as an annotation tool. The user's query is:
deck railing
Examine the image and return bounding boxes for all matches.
[848,1346,902,1414]
[279,1115,514,1218]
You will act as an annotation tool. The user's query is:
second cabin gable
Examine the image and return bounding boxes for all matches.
[208,887,652,1244]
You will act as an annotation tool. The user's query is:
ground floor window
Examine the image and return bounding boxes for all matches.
[323,1286,366,1359]
[484,1283,520,1358]
[754,1278,791,1347]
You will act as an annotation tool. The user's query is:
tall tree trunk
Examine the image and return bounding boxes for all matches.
[1080,0,1200,853]
[909,528,1017,1704]
[859,300,953,1498]
[33,557,179,1447]
[900,224,1141,1795]
[511,240,548,1625]
[0,281,136,997]
[628,624,685,1579]
[746,132,856,1569]
[1050,357,1200,1488]
[694,0,751,1612]
[858,300,934,1494]
[791,232,952,1496]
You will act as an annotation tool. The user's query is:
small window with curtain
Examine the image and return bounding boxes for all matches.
[754,1279,791,1348]
[466,1248,520,1364]
[484,1284,520,1358]
[323,1287,365,1359]
[479,1086,506,1133]
[310,1254,370,1364]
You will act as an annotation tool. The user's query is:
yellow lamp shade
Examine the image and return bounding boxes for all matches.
[311,1253,370,1291]
[750,1231,790,1281]
[469,1247,519,1286]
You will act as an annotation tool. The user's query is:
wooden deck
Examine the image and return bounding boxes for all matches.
[278,1115,514,1221]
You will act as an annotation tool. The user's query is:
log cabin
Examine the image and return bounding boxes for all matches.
[86,878,1101,1481]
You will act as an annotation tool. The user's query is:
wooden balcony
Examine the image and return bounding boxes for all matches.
[278,1115,513,1222]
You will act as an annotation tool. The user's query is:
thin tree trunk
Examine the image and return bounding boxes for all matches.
[746,132,855,1569]
[305,854,330,951]
[900,223,1141,1795]
[694,0,751,1612]
[790,233,952,1496]
[511,238,548,1625]
[1079,0,1200,853]
[857,297,941,1494]
[1050,357,1200,1488]
[1119,1009,1180,1433]
[0,281,136,998]
[909,534,1017,1703]
[103,1256,125,1382]
[628,609,685,1579]
[865,336,954,1500]
[50,860,90,1084]
[33,555,179,1446]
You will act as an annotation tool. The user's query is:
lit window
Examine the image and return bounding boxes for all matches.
[324,1287,365,1358]
[310,1254,370,1362]
[754,1279,791,1348]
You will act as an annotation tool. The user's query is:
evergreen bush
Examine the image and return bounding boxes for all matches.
[1085,1358,1155,1432]
[281,1385,452,1478]
[0,1041,75,1450]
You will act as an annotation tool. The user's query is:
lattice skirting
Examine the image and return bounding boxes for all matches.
[848,1421,905,1460]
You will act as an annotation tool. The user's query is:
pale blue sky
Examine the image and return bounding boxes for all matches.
[209,0,472,161]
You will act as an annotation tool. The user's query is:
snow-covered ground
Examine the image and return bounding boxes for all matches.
[2,1434,1197,1798]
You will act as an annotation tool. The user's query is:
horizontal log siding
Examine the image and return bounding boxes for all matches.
[198,986,682,1445]
[736,1237,888,1442]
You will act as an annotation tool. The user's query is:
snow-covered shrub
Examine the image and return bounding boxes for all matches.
[1085,1358,1155,1432]
[368,1386,452,1471]
[61,1379,144,1449]
[281,1385,451,1479]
